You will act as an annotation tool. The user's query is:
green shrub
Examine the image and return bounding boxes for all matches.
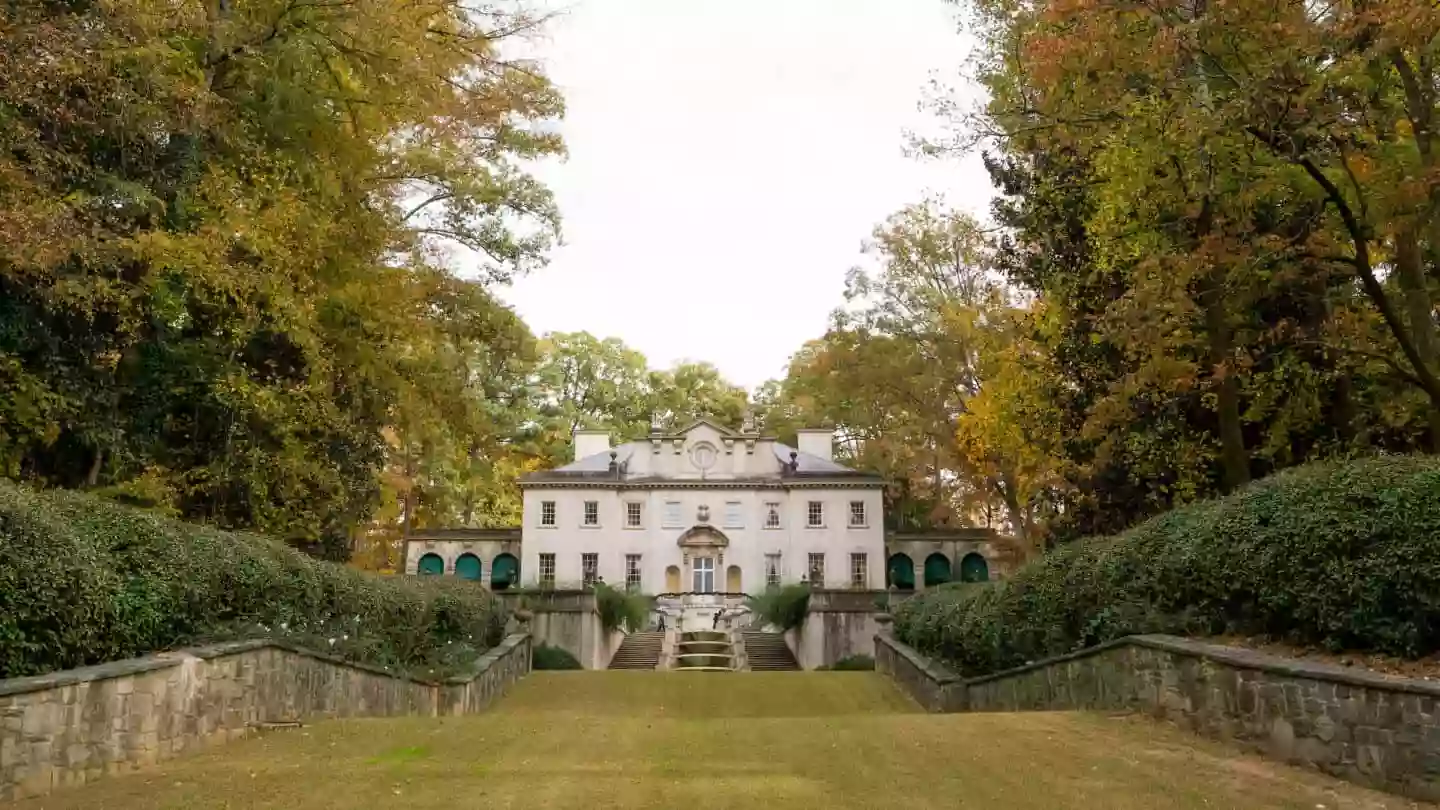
[594,582,653,633]
[819,654,874,671]
[0,481,506,679]
[531,643,582,670]
[893,456,1440,676]
[746,584,810,630]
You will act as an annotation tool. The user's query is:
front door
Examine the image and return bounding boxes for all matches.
[692,557,715,593]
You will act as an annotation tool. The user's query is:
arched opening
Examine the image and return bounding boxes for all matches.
[726,564,742,593]
[923,553,952,587]
[491,553,519,590]
[960,552,989,583]
[455,553,482,581]
[664,565,681,592]
[417,553,444,576]
[887,553,915,590]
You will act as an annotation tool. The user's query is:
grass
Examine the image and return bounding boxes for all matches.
[17,673,1422,810]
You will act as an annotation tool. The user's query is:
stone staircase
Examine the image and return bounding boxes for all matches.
[741,630,800,671]
[607,631,664,670]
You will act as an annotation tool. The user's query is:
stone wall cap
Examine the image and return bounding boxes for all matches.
[891,631,1440,698]
[0,655,180,698]
[1131,634,1440,697]
[0,633,534,696]
[874,632,961,685]
[442,633,531,685]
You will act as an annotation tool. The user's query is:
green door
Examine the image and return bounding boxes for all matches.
[923,553,952,587]
[491,553,519,590]
[960,553,989,583]
[417,553,445,576]
[887,554,915,590]
[455,554,482,581]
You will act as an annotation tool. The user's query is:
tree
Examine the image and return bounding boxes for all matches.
[912,0,1438,539]
[650,362,750,430]
[762,200,1056,546]
[0,0,564,557]
[526,333,752,469]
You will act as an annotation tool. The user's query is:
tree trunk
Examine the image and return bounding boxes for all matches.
[1195,195,1249,492]
[85,447,104,488]
[994,471,1035,559]
[1395,230,1440,449]
[1203,287,1249,491]
[397,451,416,571]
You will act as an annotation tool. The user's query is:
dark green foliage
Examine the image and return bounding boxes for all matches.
[818,655,875,671]
[893,457,1440,676]
[531,643,582,670]
[594,583,653,633]
[746,584,810,630]
[0,482,505,679]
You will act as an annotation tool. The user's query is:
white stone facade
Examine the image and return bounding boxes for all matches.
[404,420,887,595]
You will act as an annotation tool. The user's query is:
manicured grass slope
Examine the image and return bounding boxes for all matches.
[21,673,1411,810]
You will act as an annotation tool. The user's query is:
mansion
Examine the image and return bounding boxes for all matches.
[404,419,1001,594]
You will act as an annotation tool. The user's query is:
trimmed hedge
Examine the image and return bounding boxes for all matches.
[818,654,875,671]
[531,643,582,670]
[746,584,810,630]
[893,456,1440,677]
[0,482,506,679]
[594,582,653,633]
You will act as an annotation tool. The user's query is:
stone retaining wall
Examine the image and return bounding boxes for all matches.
[875,633,1440,801]
[0,633,531,802]
[872,630,962,712]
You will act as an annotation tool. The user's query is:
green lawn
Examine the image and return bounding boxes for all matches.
[19,672,1424,810]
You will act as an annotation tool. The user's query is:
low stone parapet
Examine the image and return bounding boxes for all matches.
[875,632,1440,801]
[0,633,531,802]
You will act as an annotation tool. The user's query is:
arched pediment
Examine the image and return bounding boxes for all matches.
[676,525,729,549]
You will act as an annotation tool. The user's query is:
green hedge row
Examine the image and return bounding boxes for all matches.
[746,583,810,630]
[0,482,506,679]
[893,456,1440,677]
[531,643,582,670]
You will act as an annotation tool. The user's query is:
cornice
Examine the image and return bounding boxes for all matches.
[516,478,883,491]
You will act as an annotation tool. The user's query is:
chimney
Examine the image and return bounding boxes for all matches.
[573,429,611,462]
[795,428,834,463]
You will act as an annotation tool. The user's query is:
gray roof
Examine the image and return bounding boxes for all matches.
[552,444,638,473]
[522,439,879,485]
[770,442,855,474]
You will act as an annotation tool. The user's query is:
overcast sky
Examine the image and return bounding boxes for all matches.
[495,0,991,390]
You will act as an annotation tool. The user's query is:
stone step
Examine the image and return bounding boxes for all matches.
[740,631,799,671]
[607,632,665,670]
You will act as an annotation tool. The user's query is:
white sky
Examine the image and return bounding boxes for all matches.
[495,0,991,390]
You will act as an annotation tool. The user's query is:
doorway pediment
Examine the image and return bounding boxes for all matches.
[676,525,729,549]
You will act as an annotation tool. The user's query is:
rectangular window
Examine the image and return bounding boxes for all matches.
[807,500,824,527]
[849,500,866,527]
[850,553,868,588]
[807,553,825,585]
[581,552,598,587]
[765,553,782,588]
[625,554,642,591]
[663,500,682,527]
[723,501,743,528]
[540,500,556,527]
[764,502,782,529]
[626,502,643,528]
[583,500,599,526]
[539,553,556,588]
[692,557,715,593]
